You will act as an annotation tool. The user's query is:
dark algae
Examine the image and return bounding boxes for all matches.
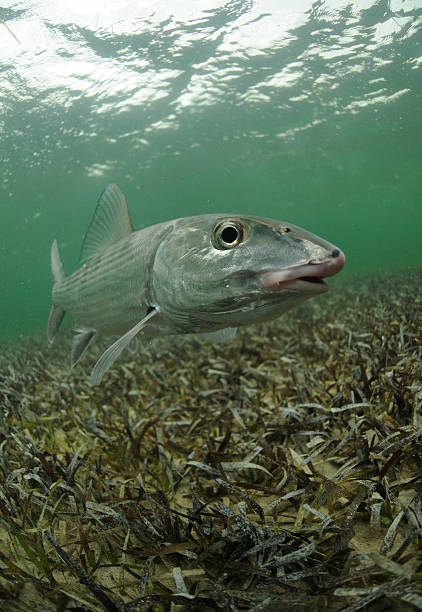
[0,272,421,611]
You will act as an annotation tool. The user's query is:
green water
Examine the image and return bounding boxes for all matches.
[1,1,421,340]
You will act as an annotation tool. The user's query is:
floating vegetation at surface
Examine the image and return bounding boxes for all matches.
[0,272,421,611]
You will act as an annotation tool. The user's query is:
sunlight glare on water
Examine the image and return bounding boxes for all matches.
[0,0,421,338]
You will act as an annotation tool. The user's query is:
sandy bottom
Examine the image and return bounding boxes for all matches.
[0,271,421,611]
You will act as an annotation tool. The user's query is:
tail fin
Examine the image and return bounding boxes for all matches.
[47,240,66,343]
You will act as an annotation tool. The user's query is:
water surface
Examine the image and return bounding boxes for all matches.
[1,0,421,339]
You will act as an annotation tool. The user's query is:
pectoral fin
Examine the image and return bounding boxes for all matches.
[90,308,159,386]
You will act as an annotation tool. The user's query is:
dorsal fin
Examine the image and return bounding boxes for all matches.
[79,183,134,262]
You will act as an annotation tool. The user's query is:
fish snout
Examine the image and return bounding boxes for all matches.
[301,246,345,282]
[323,248,346,277]
[259,246,345,290]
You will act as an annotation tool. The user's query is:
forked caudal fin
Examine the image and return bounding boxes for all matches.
[47,239,66,343]
[47,185,135,351]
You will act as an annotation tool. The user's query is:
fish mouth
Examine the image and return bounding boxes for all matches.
[259,251,345,294]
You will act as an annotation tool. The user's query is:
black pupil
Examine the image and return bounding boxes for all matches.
[221,225,239,244]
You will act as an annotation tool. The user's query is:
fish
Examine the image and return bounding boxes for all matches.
[47,183,345,385]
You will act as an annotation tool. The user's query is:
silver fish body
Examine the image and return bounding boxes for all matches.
[48,184,345,384]
[53,223,169,336]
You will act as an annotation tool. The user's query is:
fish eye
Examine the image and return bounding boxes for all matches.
[213,220,245,249]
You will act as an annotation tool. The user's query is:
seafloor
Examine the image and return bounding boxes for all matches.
[0,272,421,612]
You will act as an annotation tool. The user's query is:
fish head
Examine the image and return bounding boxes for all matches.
[152,214,345,331]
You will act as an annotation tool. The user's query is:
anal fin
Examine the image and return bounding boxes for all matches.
[197,327,237,343]
[71,329,96,367]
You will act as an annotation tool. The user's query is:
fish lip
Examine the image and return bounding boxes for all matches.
[259,252,345,293]
[278,277,329,295]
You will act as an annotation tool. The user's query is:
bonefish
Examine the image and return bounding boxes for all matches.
[48,183,345,385]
